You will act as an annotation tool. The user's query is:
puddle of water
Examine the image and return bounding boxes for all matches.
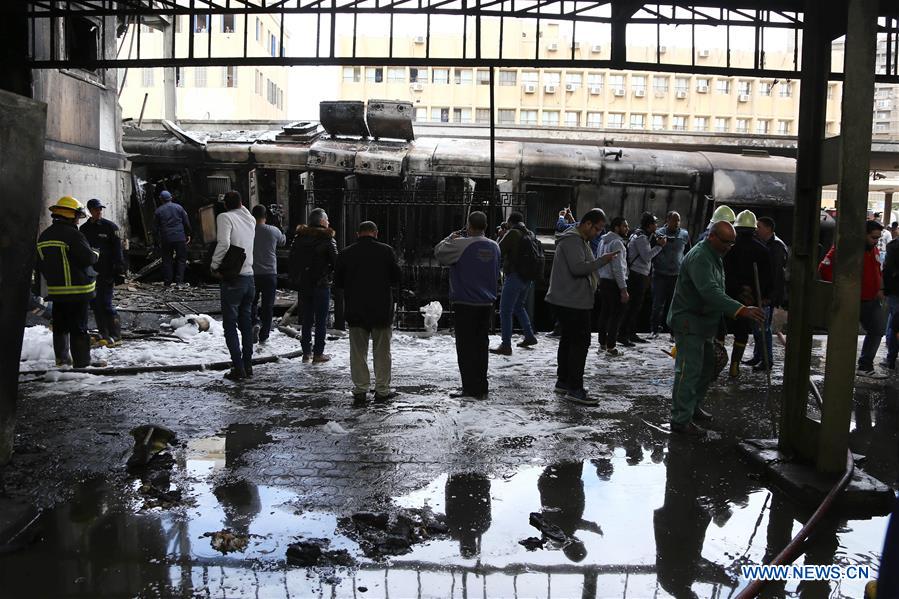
[1,432,890,598]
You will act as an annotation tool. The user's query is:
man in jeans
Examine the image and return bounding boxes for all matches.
[746,216,788,371]
[210,191,256,381]
[153,190,192,288]
[290,208,338,363]
[818,220,888,379]
[619,212,666,346]
[596,217,630,355]
[651,211,690,337]
[883,231,899,369]
[251,205,286,344]
[435,211,500,400]
[545,209,618,405]
[334,221,402,403]
[490,212,539,356]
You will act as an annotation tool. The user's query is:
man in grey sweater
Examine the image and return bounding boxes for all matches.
[596,217,630,355]
[619,212,667,346]
[251,205,286,344]
[545,208,619,405]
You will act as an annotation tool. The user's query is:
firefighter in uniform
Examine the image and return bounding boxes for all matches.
[80,198,125,345]
[36,196,99,368]
[722,210,771,378]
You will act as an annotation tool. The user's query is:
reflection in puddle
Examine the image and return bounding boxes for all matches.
[2,434,889,598]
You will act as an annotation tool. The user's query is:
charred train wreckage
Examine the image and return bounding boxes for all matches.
[122,100,814,330]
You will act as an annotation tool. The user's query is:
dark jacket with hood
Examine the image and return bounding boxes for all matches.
[153,200,192,244]
[723,228,771,304]
[884,237,899,297]
[289,224,339,292]
[37,218,99,302]
[80,217,124,279]
[334,236,402,329]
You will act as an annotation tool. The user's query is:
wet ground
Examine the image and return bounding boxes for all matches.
[2,329,897,598]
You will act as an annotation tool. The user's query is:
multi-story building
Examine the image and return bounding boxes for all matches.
[873,38,899,139]
[119,13,289,121]
[338,20,846,137]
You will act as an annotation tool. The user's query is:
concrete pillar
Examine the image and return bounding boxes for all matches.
[884,191,893,225]
[818,0,878,473]
[0,91,47,465]
[780,0,832,458]
[162,21,176,121]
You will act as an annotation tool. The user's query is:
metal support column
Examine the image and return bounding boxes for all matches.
[489,65,496,195]
[163,19,177,121]
[817,0,878,473]
[779,0,832,459]
[884,191,893,225]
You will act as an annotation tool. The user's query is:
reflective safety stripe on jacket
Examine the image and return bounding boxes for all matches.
[37,240,98,296]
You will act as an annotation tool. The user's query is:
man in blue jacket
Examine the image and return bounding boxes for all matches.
[153,190,192,288]
[435,211,500,400]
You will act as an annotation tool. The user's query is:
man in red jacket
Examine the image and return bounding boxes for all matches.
[818,220,887,378]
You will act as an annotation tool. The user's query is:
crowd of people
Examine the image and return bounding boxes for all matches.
[32,192,899,431]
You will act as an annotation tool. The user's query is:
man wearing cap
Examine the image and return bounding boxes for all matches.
[36,197,99,368]
[153,190,192,288]
[80,199,125,345]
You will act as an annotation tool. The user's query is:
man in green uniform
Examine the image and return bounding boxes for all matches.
[667,221,765,435]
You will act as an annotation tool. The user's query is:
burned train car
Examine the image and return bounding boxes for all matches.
[122,99,799,328]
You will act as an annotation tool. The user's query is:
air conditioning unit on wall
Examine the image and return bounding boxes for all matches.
[613,88,625,97]
[565,83,577,92]
[738,93,750,102]
[591,44,602,53]
[634,89,645,97]
[589,85,602,95]
[697,85,709,93]
[675,90,687,99]
[411,82,423,91]
[544,84,557,94]
[698,49,710,57]
[547,42,558,51]
[523,83,536,93]
[413,35,425,44]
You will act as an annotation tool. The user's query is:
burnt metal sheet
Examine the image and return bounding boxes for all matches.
[699,151,796,205]
[366,99,415,141]
[407,138,521,179]
[320,101,369,138]
[250,143,310,169]
[206,142,251,164]
[521,142,600,184]
[354,141,408,177]
[308,138,360,173]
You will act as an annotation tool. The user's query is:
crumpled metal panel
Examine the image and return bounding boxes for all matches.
[521,143,601,183]
[700,152,796,205]
[406,138,521,179]
[308,138,360,172]
[250,143,310,169]
[320,101,369,138]
[354,141,408,177]
[366,99,415,141]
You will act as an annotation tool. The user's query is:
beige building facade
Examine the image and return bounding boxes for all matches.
[338,21,846,137]
[119,13,288,121]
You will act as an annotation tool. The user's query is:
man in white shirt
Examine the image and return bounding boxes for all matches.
[211,191,257,380]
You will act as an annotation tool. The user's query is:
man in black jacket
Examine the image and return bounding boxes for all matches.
[36,196,99,368]
[746,216,788,371]
[289,208,338,363]
[334,221,402,402]
[883,233,899,369]
[80,198,125,345]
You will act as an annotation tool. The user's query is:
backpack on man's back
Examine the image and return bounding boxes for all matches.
[515,229,545,282]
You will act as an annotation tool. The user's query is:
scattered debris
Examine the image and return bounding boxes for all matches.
[337,507,448,558]
[138,483,183,510]
[203,529,249,554]
[322,421,349,435]
[518,537,544,551]
[419,301,443,334]
[286,538,355,567]
[127,425,177,468]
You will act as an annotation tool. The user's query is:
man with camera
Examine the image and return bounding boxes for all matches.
[435,211,501,400]
[619,212,666,346]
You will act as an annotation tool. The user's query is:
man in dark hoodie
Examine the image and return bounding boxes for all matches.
[491,211,539,356]
[153,190,192,288]
[334,221,402,403]
[544,208,618,406]
[289,208,338,363]
[883,229,899,370]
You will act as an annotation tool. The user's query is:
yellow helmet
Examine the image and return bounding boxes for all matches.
[734,209,758,229]
[49,196,86,218]
[710,204,736,224]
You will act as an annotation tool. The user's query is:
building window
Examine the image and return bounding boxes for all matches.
[414,107,427,122]
[193,15,210,33]
[716,79,730,94]
[779,82,793,97]
[586,112,602,127]
[223,66,238,88]
[476,108,490,123]
[385,67,404,83]
[432,68,450,84]
[631,76,646,94]
[607,113,624,128]
[653,76,668,93]
[477,69,490,85]
[343,66,360,82]
[715,117,729,132]
[221,14,235,33]
[521,71,539,85]
[674,77,688,93]
[194,67,207,87]
[255,18,261,41]
[630,113,645,129]
[544,72,561,87]
[672,115,687,131]
[142,68,154,87]
[254,70,260,94]
[737,80,752,95]
[777,120,791,135]
[693,116,708,132]
[366,67,384,83]
[587,73,603,89]
[760,82,772,96]
[565,111,580,127]
[499,70,517,86]
[454,69,472,84]
[565,72,582,90]
[756,119,770,134]
[270,34,278,57]
[877,99,891,109]
[452,108,472,123]
[736,118,749,133]
[828,84,836,99]
[431,108,449,123]
[652,115,665,130]
[410,67,426,83]
[521,110,538,125]
[610,74,625,94]
[696,77,710,91]
[542,110,560,126]
[498,109,516,124]
[175,67,185,88]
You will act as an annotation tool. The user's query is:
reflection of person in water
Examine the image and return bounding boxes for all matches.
[445,473,492,558]
[211,424,267,537]
[538,462,603,562]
